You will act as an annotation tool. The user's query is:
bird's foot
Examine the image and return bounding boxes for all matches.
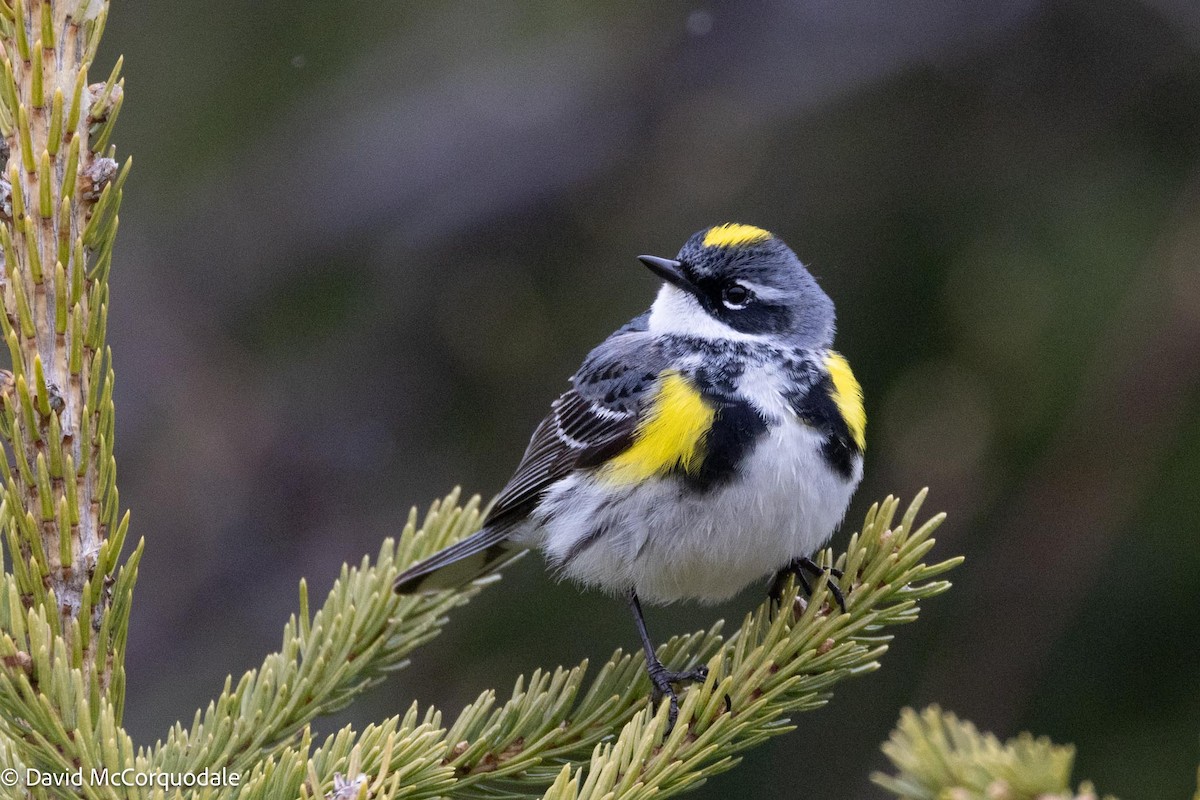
[647,662,709,731]
[769,556,847,613]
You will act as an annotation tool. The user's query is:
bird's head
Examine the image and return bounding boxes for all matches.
[640,224,835,348]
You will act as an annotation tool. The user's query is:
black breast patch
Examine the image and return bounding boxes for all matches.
[684,399,768,491]
[788,373,861,480]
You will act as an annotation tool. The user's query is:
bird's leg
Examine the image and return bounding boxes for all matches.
[627,590,708,731]
[769,556,847,612]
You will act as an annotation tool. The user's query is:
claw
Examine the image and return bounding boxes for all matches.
[648,662,708,730]
[769,556,848,613]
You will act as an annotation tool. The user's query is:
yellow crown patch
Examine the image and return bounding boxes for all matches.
[702,223,772,248]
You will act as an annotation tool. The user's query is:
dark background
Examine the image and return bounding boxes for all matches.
[98,1,1200,797]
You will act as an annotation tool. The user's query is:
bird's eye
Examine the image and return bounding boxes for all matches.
[722,283,750,309]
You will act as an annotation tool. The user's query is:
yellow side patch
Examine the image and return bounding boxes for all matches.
[702,223,772,248]
[825,351,866,450]
[601,371,713,485]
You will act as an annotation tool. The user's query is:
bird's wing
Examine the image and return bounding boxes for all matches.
[485,390,636,522]
[393,328,664,594]
[484,329,665,524]
[393,389,640,594]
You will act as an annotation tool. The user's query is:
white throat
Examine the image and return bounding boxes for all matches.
[646,285,768,343]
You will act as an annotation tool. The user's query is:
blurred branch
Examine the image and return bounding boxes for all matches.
[873,705,1115,800]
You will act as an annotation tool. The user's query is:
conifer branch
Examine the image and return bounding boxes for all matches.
[0,554,143,799]
[872,706,1116,800]
[221,491,959,800]
[148,490,499,780]
[516,493,957,800]
[0,0,131,709]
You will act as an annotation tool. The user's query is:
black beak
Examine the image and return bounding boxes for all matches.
[638,255,694,292]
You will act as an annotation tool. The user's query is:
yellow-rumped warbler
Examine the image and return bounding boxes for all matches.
[395,223,865,724]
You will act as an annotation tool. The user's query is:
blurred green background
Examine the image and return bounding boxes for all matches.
[98,1,1200,797]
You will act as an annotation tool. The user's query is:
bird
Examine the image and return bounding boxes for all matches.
[394,223,865,726]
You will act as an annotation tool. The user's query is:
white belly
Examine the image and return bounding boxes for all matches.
[526,420,862,604]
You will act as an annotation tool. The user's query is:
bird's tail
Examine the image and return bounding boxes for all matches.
[393,522,521,594]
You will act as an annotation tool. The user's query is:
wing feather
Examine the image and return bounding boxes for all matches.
[485,389,637,522]
[393,521,521,593]
[393,326,662,594]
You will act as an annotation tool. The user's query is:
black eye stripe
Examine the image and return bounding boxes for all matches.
[675,268,792,334]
